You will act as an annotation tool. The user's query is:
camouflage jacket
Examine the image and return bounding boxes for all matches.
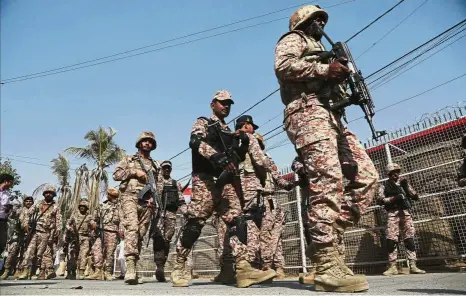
[377,180,418,217]
[262,153,291,195]
[25,200,61,236]
[67,210,94,236]
[113,153,161,195]
[92,201,123,232]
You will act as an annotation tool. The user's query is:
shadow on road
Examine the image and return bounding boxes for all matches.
[398,288,466,295]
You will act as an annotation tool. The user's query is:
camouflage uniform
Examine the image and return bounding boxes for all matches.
[66,200,94,278]
[19,187,61,280]
[113,131,160,285]
[171,91,275,288]
[153,170,186,281]
[377,163,425,275]
[2,206,26,273]
[89,188,123,280]
[259,151,292,276]
[275,5,378,292]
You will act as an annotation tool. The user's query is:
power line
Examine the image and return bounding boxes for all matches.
[1,0,356,85]
[345,0,406,43]
[355,0,429,60]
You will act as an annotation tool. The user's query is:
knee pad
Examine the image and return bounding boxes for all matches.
[152,232,165,252]
[229,216,248,245]
[404,238,416,252]
[180,218,205,249]
[386,239,398,253]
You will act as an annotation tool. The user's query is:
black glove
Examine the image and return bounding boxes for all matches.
[210,152,230,169]
[238,130,250,146]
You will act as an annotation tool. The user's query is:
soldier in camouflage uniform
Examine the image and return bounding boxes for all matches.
[86,188,123,281]
[113,131,160,285]
[377,163,425,276]
[274,5,379,292]
[153,160,186,282]
[65,199,94,280]
[171,91,275,288]
[254,133,294,280]
[0,196,33,280]
[18,186,61,280]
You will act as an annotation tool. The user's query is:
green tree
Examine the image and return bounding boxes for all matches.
[0,158,21,186]
[65,126,125,211]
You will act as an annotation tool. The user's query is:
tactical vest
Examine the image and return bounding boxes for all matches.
[277,30,346,106]
[162,180,180,212]
[192,117,238,176]
[383,180,408,211]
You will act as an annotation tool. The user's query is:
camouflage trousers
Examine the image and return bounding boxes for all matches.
[4,236,23,269]
[40,240,55,270]
[91,231,119,269]
[260,196,285,269]
[176,174,251,263]
[19,231,50,269]
[0,220,7,256]
[120,193,152,259]
[153,211,177,266]
[285,105,379,245]
[212,213,234,267]
[68,235,91,270]
[387,213,416,263]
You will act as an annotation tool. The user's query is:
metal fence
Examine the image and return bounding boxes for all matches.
[115,105,466,277]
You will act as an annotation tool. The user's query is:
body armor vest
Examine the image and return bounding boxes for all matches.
[277,30,346,106]
[383,180,410,211]
[192,117,239,176]
[162,180,180,212]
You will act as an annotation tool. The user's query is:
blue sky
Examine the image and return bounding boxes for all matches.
[1,0,465,195]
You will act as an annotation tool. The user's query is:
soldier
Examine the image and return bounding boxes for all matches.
[152,160,186,282]
[170,91,276,288]
[87,188,122,281]
[18,186,61,280]
[0,173,15,257]
[113,131,160,285]
[274,5,380,292]
[253,133,294,280]
[377,163,425,276]
[65,199,94,280]
[0,196,32,280]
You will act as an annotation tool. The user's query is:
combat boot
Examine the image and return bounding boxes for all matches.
[65,269,76,280]
[0,268,10,280]
[18,268,31,280]
[170,257,190,287]
[46,268,57,280]
[312,243,368,292]
[87,267,104,280]
[84,256,93,277]
[124,256,137,285]
[211,263,236,284]
[56,261,66,276]
[333,221,354,276]
[104,267,116,281]
[383,263,398,276]
[155,264,166,282]
[409,261,426,274]
[275,267,286,280]
[77,269,86,280]
[14,269,22,279]
[235,260,276,288]
[299,268,316,284]
[37,269,46,280]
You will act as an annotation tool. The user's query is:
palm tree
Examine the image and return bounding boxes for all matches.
[65,126,125,211]
[51,154,73,221]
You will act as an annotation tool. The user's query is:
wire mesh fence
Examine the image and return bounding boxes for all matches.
[115,104,466,277]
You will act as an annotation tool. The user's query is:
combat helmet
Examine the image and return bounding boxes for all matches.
[78,198,89,208]
[107,187,120,198]
[135,131,157,150]
[289,5,328,31]
[386,163,401,174]
[43,185,57,197]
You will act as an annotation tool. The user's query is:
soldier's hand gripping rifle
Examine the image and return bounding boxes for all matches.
[310,21,387,140]
[136,157,163,248]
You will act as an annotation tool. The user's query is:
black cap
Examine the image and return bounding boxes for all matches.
[235,115,259,130]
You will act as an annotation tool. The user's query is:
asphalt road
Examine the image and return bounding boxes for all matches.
[1,273,465,295]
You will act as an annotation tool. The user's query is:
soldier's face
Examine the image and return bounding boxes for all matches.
[79,206,87,213]
[240,122,254,134]
[24,200,33,208]
[162,166,171,178]
[389,170,400,181]
[140,139,153,152]
[211,100,231,118]
[43,192,54,201]
[304,16,326,40]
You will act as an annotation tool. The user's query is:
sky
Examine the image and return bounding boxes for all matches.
[1,0,466,196]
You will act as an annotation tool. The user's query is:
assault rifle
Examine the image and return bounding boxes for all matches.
[136,157,163,248]
[310,21,387,140]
